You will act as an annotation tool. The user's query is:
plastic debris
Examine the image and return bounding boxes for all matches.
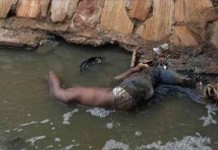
[153,43,169,56]
[153,47,162,55]
[160,43,169,50]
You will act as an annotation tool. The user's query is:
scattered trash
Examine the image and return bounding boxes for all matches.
[153,43,169,56]
[153,47,162,55]
[151,44,169,69]
[157,56,169,69]
[160,43,169,50]
[79,56,103,71]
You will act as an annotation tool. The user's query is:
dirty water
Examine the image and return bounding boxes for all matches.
[0,43,217,150]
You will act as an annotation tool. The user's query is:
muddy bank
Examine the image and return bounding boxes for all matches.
[137,43,218,84]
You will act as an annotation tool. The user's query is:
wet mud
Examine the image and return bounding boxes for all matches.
[138,43,218,85]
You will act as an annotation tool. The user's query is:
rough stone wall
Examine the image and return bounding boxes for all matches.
[136,0,174,41]
[0,0,217,50]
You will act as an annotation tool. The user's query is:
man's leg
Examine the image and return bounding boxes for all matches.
[155,67,196,88]
[47,71,114,108]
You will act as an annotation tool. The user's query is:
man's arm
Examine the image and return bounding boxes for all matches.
[114,64,148,81]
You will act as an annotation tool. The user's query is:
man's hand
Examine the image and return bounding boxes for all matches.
[131,63,149,72]
[114,63,149,81]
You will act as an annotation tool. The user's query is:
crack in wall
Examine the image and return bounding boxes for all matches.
[169,0,176,44]
[124,0,154,34]
[71,0,82,19]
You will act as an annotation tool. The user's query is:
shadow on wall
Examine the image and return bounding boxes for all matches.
[211,0,218,7]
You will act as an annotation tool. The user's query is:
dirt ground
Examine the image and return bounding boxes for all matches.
[138,43,218,85]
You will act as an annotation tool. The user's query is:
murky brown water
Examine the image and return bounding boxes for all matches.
[0,43,217,150]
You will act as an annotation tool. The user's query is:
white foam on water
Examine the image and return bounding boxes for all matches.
[106,122,113,129]
[40,119,50,124]
[89,145,93,149]
[8,118,52,135]
[13,127,24,132]
[19,121,38,127]
[17,129,23,132]
[199,104,218,127]
[62,145,74,150]
[45,145,54,149]
[4,130,10,133]
[86,107,113,118]
[63,109,79,125]
[26,135,46,146]
[55,138,61,142]
[135,131,142,136]
[136,134,211,150]
[116,122,121,127]
[102,139,129,150]
[106,122,121,130]
[13,127,19,131]
[61,143,80,150]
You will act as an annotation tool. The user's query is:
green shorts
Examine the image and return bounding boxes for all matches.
[112,86,136,111]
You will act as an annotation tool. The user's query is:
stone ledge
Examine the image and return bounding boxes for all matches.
[0,28,51,49]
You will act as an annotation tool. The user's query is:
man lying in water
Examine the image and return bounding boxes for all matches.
[47,64,217,111]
